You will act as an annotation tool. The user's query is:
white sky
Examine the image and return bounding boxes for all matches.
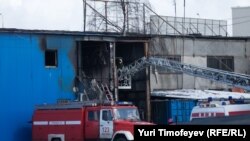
[0,0,250,35]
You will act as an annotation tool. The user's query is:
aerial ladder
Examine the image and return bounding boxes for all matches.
[117,56,250,91]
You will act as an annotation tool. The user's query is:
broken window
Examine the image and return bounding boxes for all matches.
[45,49,58,68]
[207,56,234,72]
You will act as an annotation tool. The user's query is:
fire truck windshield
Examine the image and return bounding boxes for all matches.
[114,108,140,121]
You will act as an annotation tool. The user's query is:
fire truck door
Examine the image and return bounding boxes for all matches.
[85,110,99,139]
[100,109,113,139]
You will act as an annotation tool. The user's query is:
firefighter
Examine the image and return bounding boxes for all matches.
[116,57,123,68]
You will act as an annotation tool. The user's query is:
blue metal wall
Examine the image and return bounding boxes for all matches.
[169,100,197,123]
[151,99,197,125]
[0,32,76,141]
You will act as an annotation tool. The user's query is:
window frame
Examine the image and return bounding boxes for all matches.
[45,49,58,68]
[207,56,234,72]
[102,110,112,121]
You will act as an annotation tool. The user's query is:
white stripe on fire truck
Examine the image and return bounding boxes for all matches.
[49,121,65,125]
[65,121,81,125]
[33,121,48,125]
[33,121,81,126]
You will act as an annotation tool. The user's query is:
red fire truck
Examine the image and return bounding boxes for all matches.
[32,101,152,141]
[190,98,250,121]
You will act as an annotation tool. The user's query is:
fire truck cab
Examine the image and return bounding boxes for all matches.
[32,101,152,141]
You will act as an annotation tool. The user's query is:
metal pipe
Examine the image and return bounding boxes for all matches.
[105,1,108,32]
[0,13,4,28]
[83,0,87,31]
[143,4,146,34]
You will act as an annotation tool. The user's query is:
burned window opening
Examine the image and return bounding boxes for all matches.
[45,49,58,68]
[75,41,111,99]
[80,42,110,81]
[207,56,234,72]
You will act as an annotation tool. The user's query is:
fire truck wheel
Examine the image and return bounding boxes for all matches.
[115,136,127,141]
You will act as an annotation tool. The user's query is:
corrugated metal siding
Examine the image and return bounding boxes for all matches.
[151,99,197,124]
[0,33,76,141]
[169,100,197,123]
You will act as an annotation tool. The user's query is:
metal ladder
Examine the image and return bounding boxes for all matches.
[117,56,250,91]
[101,84,114,102]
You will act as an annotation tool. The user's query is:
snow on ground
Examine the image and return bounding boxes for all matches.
[151,89,250,100]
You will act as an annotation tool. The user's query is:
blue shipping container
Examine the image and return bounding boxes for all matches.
[151,99,197,124]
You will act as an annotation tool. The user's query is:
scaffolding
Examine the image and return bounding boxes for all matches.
[83,0,228,36]
[150,16,228,36]
[83,0,150,34]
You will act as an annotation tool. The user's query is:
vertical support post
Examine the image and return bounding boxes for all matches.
[183,0,186,34]
[143,4,146,34]
[136,3,139,33]
[105,1,108,32]
[83,0,87,32]
[111,42,118,101]
[126,2,129,33]
[212,20,214,36]
[197,18,199,34]
[157,14,160,34]
[219,21,221,36]
[204,19,206,35]
[174,0,176,35]
[150,15,152,35]
[0,13,4,28]
[144,42,151,122]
